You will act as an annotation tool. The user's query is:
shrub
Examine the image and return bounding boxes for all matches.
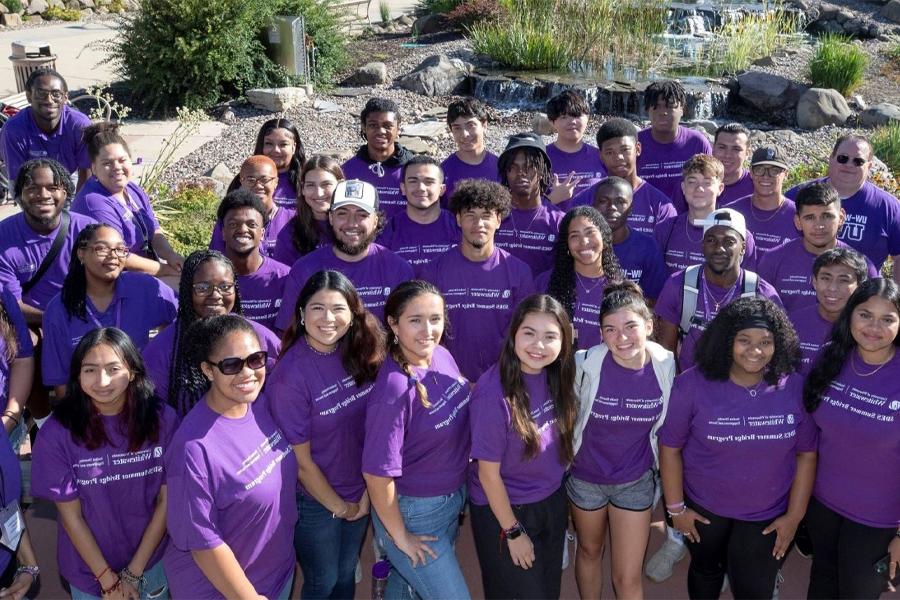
[446,0,506,30]
[157,183,220,256]
[107,0,126,12]
[417,0,462,14]
[872,122,900,179]
[887,42,900,64]
[784,160,826,190]
[2,0,23,13]
[691,10,799,76]
[379,0,390,22]
[807,34,868,97]
[274,0,349,86]
[43,5,81,20]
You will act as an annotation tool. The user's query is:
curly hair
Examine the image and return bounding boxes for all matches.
[546,206,623,318]
[83,121,131,163]
[804,278,900,412]
[62,224,121,322]
[694,297,800,384]
[14,158,75,202]
[643,80,687,111]
[216,188,268,227]
[360,97,401,141]
[447,179,510,219]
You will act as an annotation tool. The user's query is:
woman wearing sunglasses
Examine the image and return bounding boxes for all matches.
[164,314,297,600]
[42,224,178,399]
[32,327,178,599]
[142,250,280,418]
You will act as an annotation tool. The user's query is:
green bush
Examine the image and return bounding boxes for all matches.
[872,122,900,179]
[107,0,126,12]
[2,0,23,13]
[807,34,868,97]
[43,5,81,20]
[417,0,462,14]
[784,160,826,190]
[274,0,349,86]
[157,183,220,256]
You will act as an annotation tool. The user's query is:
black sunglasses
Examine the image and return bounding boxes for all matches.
[209,350,267,375]
[835,154,867,167]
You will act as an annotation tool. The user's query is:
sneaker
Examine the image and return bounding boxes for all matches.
[644,538,687,582]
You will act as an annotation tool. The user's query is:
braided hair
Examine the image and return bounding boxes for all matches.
[498,147,552,195]
[13,158,75,202]
[61,224,120,321]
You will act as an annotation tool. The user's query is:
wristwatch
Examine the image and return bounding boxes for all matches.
[503,522,525,540]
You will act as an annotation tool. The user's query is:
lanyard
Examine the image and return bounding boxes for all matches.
[86,298,123,330]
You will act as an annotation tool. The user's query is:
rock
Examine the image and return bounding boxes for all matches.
[320,148,355,162]
[331,86,371,97]
[0,12,21,26]
[859,103,900,127]
[685,120,718,135]
[204,162,233,188]
[532,113,554,136]
[397,54,472,97]
[736,71,807,113]
[313,99,343,113]
[882,0,900,22]
[25,0,47,14]
[81,0,94,6]
[397,14,414,26]
[343,62,389,86]
[0,4,7,13]
[412,13,447,35]
[245,87,309,112]
[398,136,438,155]
[752,56,776,67]
[851,94,867,110]
[421,106,448,120]
[47,0,63,7]
[218,108,236,124]
[796,88,851,129]
[400,120,446,140]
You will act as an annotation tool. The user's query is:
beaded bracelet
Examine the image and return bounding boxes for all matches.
[666,506,688,518]
[14,565,39,580]
[119,567,146,590]
[100,577,122,596]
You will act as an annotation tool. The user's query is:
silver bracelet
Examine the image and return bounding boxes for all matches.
[119,567,145,590]
[14,565,39,580]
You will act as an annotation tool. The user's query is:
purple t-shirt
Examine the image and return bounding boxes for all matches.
[71,178,161,257]
[269,337,373,502]
[32,406,179,595]
[535,270,606,350]
[757,238,878,314]
[810,353,900,528]
[272,172,297,209]
[209,205,295,259]
[546,142,607,200]
[421,246,535,382]
[787,179,900,269]
[788,304,832,369]
[469,365,566,505]
[495,201,565,275]
[614,229,668,300]
[0,105,91,182]
[164,397,297,600]
[0,288,34,397]
[572,353,663,485]
[440,151,500,208]
[658,369,816,520]
[655,268,781,371]
[274,243,414,332]
[42,272,178,386]
[235,256,290,331]
[0,211,97,310]
[341,155,405,218]
[724,196,799,254]
[571,179,677,237]
[272,218,333,267]
[671,170,754,214]
[362,347,471,497]
[654,212,758,275]
[0,428,21,575]
[637,126,713,204]
[379,210,459,277]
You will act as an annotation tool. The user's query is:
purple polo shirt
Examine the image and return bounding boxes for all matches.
[671,170,754,214]
[613,229,668,299]
[0,211,97,310]
[0,288,34,396]
[440,151,500,207]
[495,201,565,275]
[655,268,781,371]
[724,196,799,253]
[269,337,373,502]
[341,155,405,218]
[41,272,178,386]
[786,179,900,269]
[535,270,606,350]
[209,205,295,259]
[546,142,607,200]
[164,397,297,600]
[787,304,832,369]
[571,179,678,237]
[71,178,161,257]
[654,212,758,275]
[0,105,91,182]
[379,210,459,277]
[469,365,566,505]
[637,126,713,207]
[420,246,535,382]
[362,347,471,497]
[272,218,333,267]
[273,172,297,209]
[235,256,290,331]
[757,239,878,314]
[274,243,414,332]
[32,406,178,596]
[810,352,900,528]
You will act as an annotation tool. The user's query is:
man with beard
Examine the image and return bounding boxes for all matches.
[274,179,413,333]
[218,189,289,331]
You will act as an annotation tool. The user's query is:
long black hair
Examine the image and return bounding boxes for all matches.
[55,327,161,451]
[546,206,623,318]
[290,155,344,256]
[254,118,306,189]
[62,224,120,321]
[184,314,260,402]
[0,297,18,362]
[804,278,900,412]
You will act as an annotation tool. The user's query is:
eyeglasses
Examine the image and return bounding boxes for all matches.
[209,350,268,375]
[90,244,130,258]
[31,89,65,101]
[241,176,276,186]
[191,281,235,296]
[751,165,786,177]
[835,154,868,167]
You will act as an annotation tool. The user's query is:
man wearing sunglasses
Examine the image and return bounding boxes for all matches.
[787,134,900,282]
[0,67,92,191]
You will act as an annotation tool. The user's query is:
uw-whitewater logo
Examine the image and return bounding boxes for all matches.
[383,287,391,295]
[839,222,864,242]
[153,446,163,458]
[548,234,556,242]
[502,290,511,298]
[890,400,900,411]
[786,414,794,424]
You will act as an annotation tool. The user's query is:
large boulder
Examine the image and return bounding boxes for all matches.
[735,72,807,113]
[1,13,21,26]
[245,87,309,112]
[796,88,851,129]
[882,0,900,23]
[26,0,47,14]
[397,54,472,97]
[342,62,389,86]
[411,13,447,35]
[859,103,900,127]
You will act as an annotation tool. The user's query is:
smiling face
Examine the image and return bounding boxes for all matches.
[515,311,563,374]
[262,128,296,172]
[389,292,445,367]
[78,226,127,284]
[364,111,399,154]
[813,263,860,318]
[20,165,68,227]
[27,74,67,126]
[601,308,652,368]
[593,183,633,233]
[713,132,750,179]
[93,143,132,194]
[552,113,589,145]
[702,225,745,275]
[302,169,339,218]
[599,136,640,179]
[449,116,486,155]
[329,205,378,256]
[567,215,604,270]
[79,343,132,415]
[191,260,236,318]
[240,161,278,210]
[750,164,787,200]
[222,206,264,257]
[849,295,899,359]
[682,172,724,212]
[730,327,775,381]
[794,203,846,251]
[302,289,352,352]
[400,163,445,212]
[828,138,872,192]
[202,330,265,411]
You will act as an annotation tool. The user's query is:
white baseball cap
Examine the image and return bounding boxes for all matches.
[694,208,747,240]
[331,179,379,213]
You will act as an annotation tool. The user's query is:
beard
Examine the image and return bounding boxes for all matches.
[335,229,377,256]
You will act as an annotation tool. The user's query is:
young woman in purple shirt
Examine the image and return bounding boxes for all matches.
[32,327,177,599]
[803,278,900,599]
[226,118,306,209]
[363,280,472,599]
[269,270,385,599]
[469,294,577,600]
[659,297,816,599]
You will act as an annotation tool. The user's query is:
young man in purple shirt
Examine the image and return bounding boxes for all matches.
[441,98,499,206]
[274,179,414,333]
[0,68,91,190]
[545,90,606,201]
[786,134,900,281]
[495,132,565,275]
[380,155,459,277]
[218,189,290,331]
[341,97,414,218]
[636,80,713,206]
[421,179,535,382]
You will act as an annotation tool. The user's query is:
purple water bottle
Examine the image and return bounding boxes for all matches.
[371,559,391,599]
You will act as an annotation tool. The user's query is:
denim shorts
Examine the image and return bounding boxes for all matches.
[566,468,656,512]
[71,560,168,600]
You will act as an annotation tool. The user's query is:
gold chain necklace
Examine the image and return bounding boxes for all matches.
[850,349,895,377]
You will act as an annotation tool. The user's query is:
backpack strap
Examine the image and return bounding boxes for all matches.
[679,264,701,337]
[741,270,759,297]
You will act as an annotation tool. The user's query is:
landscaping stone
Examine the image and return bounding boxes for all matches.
[421,106,448,120]
[0,4,8,13]
[752,56,776,67]
[796,88,851,129]
[397,14,414,26]
[0,13,21,26]
[859,103,900,127]
[398,135,438,155]
[685,120,718,135]
[532,113,553,136]
[412,14,447,36]
[882,0,900,23]
[397,54,472,97]
[25,0,47,14]
[313,99,343,113]
[400,120,446,139]
[245,87,309,112]
[735,71,807,113]
[205,162,234,188]
[331,86,372,97]
[343,62,389,86]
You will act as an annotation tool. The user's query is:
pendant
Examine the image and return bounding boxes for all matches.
[749,389,757,397]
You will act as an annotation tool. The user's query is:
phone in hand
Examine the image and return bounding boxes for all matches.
[873,553,899,587]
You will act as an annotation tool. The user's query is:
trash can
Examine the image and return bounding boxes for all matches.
[9,41,57,93]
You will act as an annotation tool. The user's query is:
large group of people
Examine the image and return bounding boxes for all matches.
[0,66,895,600]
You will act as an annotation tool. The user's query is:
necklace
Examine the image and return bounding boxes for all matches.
[850,348,895,377]
[575,271,605,296]
[702,272,740,312]
[749,197,784,223]
[733,378,765,397]
[305,336,338,356]
[509,205,541,237]
[684,214,703,243]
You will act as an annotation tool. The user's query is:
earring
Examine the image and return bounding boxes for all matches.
[299,312,305,326]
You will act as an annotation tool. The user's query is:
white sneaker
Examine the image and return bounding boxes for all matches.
[644,538,687,582]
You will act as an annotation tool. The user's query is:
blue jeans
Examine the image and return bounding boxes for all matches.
[294,492,369,599]
[371,486,470,600]
[71,560,168,600]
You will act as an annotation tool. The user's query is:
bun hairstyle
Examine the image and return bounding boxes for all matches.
[600,279,652,324]
[83,121,131,163]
